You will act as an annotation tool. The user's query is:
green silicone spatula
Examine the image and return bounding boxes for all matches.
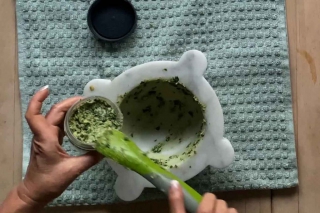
[94,129,202,213]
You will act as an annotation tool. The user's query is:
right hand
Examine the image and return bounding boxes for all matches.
[169,181,238,213]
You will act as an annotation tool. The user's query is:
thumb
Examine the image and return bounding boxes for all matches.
[169,180,186,213]
[68,151,104,176]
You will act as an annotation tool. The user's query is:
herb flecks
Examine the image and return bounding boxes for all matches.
[69,99,121,144]
[118,78,207,170]
[151,143,163,153]
[171,76,180,84]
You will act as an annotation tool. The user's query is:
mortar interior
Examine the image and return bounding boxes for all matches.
[119,78,206,169]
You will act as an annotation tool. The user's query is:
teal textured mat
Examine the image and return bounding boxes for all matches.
[17,0,298,206]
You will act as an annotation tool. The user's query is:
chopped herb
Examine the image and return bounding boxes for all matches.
[142,105,151,113]
[148,90,156,95]
[89,86,94,91]
[69,98,121,144]
[173,100,183,109]
[151,143,163,153]
[156,96,165,107]
[171,76,179,84]
[152,159,160,164]
[188,111,194,117]
[163,68,168,72]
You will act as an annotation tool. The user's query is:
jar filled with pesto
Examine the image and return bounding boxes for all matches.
[64,96,123,150]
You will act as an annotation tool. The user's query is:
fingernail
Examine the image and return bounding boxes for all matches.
[39,85,49,91]
[171,180,180,189]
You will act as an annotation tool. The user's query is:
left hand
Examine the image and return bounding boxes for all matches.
[18,86,103,206]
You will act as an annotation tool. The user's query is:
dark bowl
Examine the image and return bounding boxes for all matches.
[87,0,137,42]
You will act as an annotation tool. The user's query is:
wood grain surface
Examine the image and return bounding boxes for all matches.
[1,0,319,212]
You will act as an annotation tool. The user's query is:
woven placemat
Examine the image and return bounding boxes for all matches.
[16,0,298,206]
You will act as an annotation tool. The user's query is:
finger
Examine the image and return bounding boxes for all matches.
[67,151,104,176]
[45,96,82,126]
[215,199,229,213]
[197,193,217,213]
[169,180,186,213]
[229,208,238,213]
[25,86,50,134]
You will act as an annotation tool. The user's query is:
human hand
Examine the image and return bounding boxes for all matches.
[169,181,238,213]
[18,86,103,206]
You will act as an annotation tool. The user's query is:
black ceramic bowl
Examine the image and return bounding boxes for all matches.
[87,0,137,42]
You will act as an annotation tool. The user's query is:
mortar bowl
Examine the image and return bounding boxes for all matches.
[83,50,234,201]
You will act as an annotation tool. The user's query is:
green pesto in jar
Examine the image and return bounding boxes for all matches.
[69,99,121,144]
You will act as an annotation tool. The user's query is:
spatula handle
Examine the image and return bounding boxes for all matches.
[143,172,201,213]
[93,129,202,212]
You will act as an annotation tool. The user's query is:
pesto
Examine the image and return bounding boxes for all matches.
[69,99,121,144]
[119,78,206,170]
[151,142,164,153]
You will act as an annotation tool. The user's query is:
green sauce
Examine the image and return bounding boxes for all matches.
[119,77,206,170]
[69,99,121,144]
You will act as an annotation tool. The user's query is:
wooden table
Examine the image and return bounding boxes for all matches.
[1,0,319,212]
